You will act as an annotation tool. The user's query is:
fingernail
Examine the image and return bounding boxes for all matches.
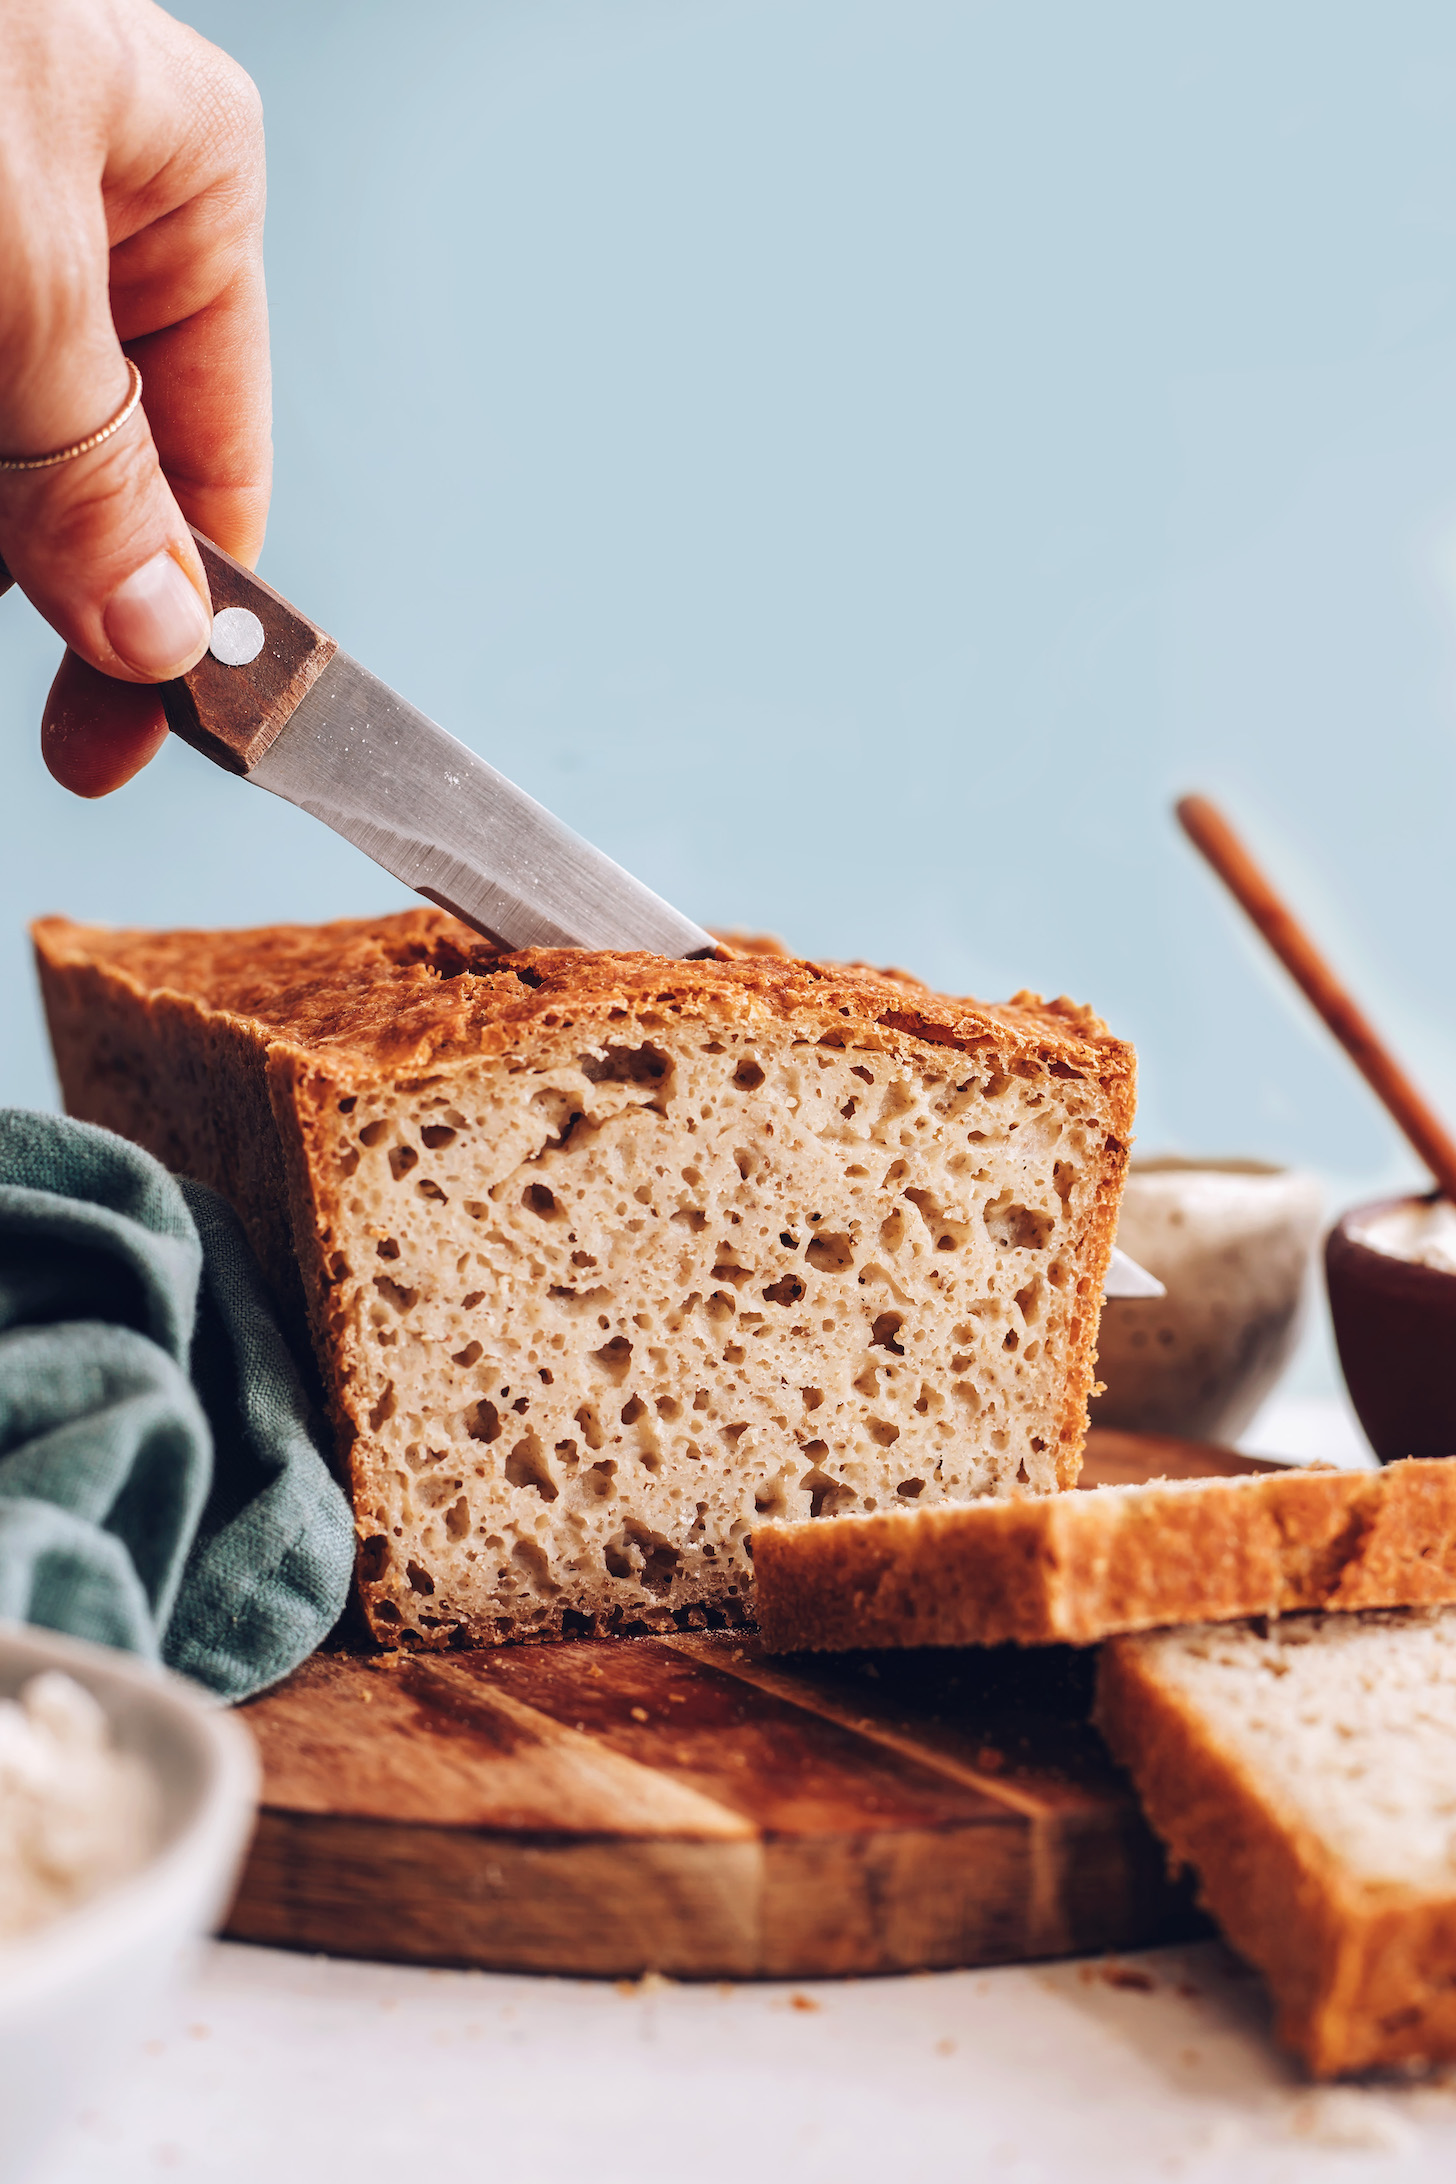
[103,551,211,678]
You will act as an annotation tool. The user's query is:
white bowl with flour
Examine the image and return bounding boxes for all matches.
[1092,1157,1324,1444]
[0,1623,257,2184]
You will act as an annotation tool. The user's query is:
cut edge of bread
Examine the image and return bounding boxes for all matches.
[752,1458,1456,1653]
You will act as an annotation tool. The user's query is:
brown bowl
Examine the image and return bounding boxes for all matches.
[1326,1196,1456,1463]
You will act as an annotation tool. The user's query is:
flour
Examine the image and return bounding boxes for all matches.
[0,1672,159,1942]
[1351,1197,1456,1276]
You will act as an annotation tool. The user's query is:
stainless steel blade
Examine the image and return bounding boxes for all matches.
[1103,1246,1166,1299]
[247,652,714,957]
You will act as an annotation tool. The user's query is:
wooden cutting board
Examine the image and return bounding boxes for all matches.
[225,1430,1279,1980]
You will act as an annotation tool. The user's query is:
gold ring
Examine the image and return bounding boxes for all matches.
[0,358,144,474]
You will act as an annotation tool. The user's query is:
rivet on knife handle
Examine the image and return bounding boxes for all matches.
[161,532,336,776]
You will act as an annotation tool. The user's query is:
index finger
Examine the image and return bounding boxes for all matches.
[122,249,272,569]
[104,23,273,573]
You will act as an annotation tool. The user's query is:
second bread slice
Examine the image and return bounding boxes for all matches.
[753,1458,1456,1652]
[1096,1607,1456,2075]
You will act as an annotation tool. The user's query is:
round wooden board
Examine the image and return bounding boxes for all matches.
[225,1429,1270,1980]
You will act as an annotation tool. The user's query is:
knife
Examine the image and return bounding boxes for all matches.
[150,532,718,957]
[0,531,714,956]
[1103,1247,1166,1299]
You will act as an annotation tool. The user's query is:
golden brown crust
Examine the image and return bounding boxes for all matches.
[34,937,313,1341]
[1095,1637,1352,2070]
[1053,1122,1128,1489]
[30,909,1134,1089]
[264,1049,371,1515]
[1096,1629,1456,2076]
[753,1459,1456,1654]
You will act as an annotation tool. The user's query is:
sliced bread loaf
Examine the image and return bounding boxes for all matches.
[752,1458,1456,1652]
[1097,1607,1456,2076]
[33,909,1133,1647]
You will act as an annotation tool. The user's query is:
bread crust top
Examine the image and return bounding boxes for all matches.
[31,908,1135,1090]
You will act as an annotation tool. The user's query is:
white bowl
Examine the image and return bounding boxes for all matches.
[0,1623,258,2184]
[1092,1157,1324,1443]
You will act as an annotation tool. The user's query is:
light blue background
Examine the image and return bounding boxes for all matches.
[6,0,1456,1399]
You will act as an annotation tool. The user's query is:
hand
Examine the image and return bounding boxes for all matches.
[0,0,271,796]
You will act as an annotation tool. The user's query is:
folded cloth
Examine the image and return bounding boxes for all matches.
[0,1109,353,1700]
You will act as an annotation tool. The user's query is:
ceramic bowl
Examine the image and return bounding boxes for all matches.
[1326,1197,1456,1463]
[1091,1157,1324,1444]
[0,1624,258,2184]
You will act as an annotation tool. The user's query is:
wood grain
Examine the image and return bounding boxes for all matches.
[228,1632,1191,1977]
[162,532,336,776]
[226,1430,1267,1979]
[1080,1425,1281,1485]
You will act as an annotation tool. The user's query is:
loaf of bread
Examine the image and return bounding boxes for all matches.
[753,1457,1456,1651]
[33,909,1133,1647]
[1097,1607,1456,2076]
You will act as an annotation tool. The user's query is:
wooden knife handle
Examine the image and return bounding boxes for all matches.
[0,534,336,775]
[162,534,337,776]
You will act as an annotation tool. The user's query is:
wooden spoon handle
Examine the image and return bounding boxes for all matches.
[1176,794,1456,1203]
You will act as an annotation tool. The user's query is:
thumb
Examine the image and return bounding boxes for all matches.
[0,311,212,686]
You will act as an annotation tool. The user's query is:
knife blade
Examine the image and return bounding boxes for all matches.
[158,532,715,958]
[1103,1246,1167,1299]
[247,649,713,955]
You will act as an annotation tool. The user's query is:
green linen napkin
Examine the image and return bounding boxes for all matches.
[0,1108,353,1699]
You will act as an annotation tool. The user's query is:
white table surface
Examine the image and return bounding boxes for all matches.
[35,1937,1456,2184]
[41,1395,1446,2184]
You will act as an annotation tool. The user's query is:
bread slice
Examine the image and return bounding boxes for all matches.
[33,909,1133,1647]
[1097,1607,1456,2076]
[752,1458,1456,1652]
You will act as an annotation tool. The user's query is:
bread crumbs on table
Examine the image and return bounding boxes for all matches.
[617,1970,671,1997]
[1100,1964,1157,1992]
